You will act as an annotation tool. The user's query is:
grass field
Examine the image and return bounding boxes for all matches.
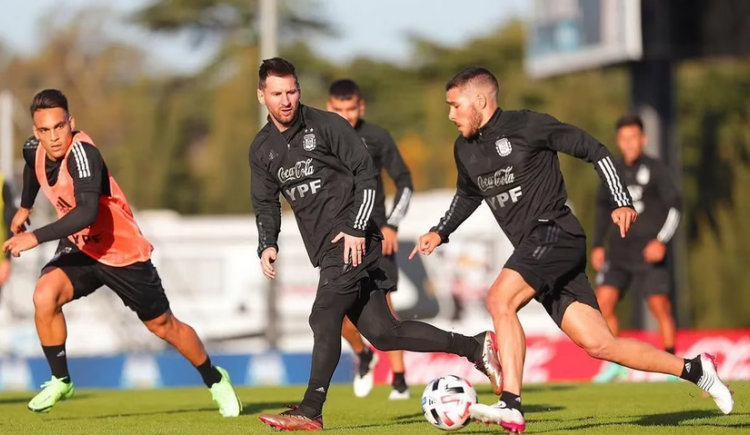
[0,382,747,434]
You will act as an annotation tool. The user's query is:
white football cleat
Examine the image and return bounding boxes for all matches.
[696,353,734,415]
[353,351,379,398]
[469,401,526,433]
[388,387,410,400]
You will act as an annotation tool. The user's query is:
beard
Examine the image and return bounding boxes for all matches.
[461,108,484,138]
[270,104,297,127]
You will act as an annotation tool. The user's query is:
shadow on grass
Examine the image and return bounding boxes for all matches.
[0,392,93,407]
[528,410,748,433]
[54,400,293,420]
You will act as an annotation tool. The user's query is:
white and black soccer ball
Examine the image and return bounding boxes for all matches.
[421,375,478,431]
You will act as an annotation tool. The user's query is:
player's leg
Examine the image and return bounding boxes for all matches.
[561,281,733,415]
[467,268,535,433]
[641,265,676,354]
[384,291,409,400]
[341,316,379,398]
[260,279,359,431]
[593,265,630,383]
[348,284,499,392]
[100,260,241,417]
[28,250,100,412]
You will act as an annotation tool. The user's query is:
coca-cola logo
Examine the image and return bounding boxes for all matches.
[684,336,750,380]
[278,159,314,184]
[477,166,514,192]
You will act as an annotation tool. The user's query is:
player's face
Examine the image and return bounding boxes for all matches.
[326,96,363,128]
[446,87,482,138]
[616,125,646,164]
[32,107,75,161]
[258,75,300,127]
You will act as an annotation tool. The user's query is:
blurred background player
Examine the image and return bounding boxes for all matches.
[591,115,682,383]
[326,79,413,400]
[0,172,19,298]
[2,89,242,416]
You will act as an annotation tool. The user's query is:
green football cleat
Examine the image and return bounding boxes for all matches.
[209,366,242,417]
[593,362,628,384]
[27,376,75,413]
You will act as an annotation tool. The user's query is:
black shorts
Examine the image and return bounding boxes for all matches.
[380,253,399,291]
[43,244,170,321]
[504,223,599,327]
[596,261,669,298]
[318,234,395,295]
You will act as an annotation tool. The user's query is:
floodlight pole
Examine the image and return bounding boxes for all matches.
[259,0,277,129]
[0,90,13,180]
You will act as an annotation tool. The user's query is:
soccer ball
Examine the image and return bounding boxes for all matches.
[421,375,478,431]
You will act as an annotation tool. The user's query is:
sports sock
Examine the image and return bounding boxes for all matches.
[42,344,70,383]
[196,357,223,387]
[680,355,703,384]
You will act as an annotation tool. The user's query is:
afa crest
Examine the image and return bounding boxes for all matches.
[495,138,512,157]
[303,133,317,151]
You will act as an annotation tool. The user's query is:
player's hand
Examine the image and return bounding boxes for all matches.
[643,239,667,263]
[260,247,277,280]
[409,232,442,260]
[611,207,637,238]
[10,208,31,235]
[331,232,366,267]
[2,232,39,257]
[0,260,10,286]
[591,247,606,271]
[381,226,398,256]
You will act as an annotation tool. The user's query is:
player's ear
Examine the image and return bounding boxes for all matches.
[476,93,487,110]
[641,133,648,146]
[257,89,265,105]
[32,126,40,141]
[359,98,366,117]
[69,116,76,131]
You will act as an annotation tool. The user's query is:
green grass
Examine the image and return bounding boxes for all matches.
[0,382,747,434]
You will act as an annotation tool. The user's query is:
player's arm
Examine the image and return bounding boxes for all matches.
[20,137,41,210]
[380,130,413,230]
[250,155,282,257]
[592,182,612,248]
[2,181,17,260]
[326,116,378,237]
[654,163,682,244]
[430,145,483,244]
[530,112,636,236]
[32,143,103,244]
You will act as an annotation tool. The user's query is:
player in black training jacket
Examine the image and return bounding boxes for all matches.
[326,79,413,400]
[250,58,501,432]
[410,67,732,433]
[591,115,682,383]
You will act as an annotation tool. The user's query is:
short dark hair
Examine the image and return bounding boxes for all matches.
[328,79,361,100]
[616,114,644,132]
[258,57,299,90]
[30,89,69,117]
[445,67,499,92]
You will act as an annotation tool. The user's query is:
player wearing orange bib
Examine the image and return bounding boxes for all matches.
[3,89,242,416]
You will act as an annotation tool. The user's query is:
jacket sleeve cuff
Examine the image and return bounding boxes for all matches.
[257,243,279,258]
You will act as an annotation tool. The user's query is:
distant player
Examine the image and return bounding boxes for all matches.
[411,67,733,433]
[591,114,681,383]
[327,79,413,400]
[0,173,19,294]
[3,89,242,416]
[250,58,501,432]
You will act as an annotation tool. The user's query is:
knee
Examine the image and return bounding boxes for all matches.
[485,287,517,319]
[145,313,176,340]
[308,308,340,338]
[33,284,63,314]
[648,296,672,318]
[579,335,616,360]
[357,319,400,352]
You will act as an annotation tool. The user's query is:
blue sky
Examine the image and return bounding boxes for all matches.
[1,0,528,73]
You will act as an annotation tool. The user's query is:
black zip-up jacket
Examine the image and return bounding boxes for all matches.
[250,104,379,267]
[593,154,681,263]
[430,108,633,247]
[354,119,413,229]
